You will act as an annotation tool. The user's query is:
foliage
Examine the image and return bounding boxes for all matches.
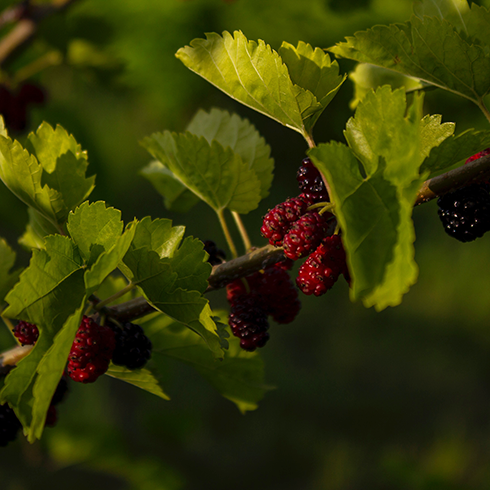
[3,0,490,488]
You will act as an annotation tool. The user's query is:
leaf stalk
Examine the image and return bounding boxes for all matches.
[217,209,238,258]
[231,211,252,253]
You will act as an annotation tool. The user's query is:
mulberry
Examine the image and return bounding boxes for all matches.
[437,184,490,242]
[67,316,115,383]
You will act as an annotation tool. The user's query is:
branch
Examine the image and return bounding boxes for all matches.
[0,0,80,68]
[4,153,490,363]
[415,153,490,205]
[6,153,490,339]
[108,245,287,322]
[107,151,490,323]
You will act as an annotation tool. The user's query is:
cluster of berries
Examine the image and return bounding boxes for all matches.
[0,376,68,447]
[2,316,153,445]
[223,158,349,351]
[226,260,300,351]
[437,149,490,242]
[261,157,349,297]
[0,82,45,132]
[12,316,152,384]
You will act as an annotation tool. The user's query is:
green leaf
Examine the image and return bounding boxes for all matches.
[0,134,65,228]
[67,201,124,265]
[122,246,176,290]
[464,4,490,50]
[121,247,223,357]
[419,114,456,163]
[413,0,470,33]
[420,120,490,176]
[176,30,306,134]
[329,15,490,105]
[146,315,272,413]
[25,123,95,212]
[349,63,425,109]
[18,208,59,250]
[1,333,52,409]
[105,364,170,401]
[344,86,424,183]
[186,108,274,199]
[310,87,426,310]
[145,286,222,357]
[163,236,211,294]
[278,41,346,133]
[131,216,185,258]
[140,160,201,213]
[29,299,86,442]
[141,131,261,214]
[84,223,136,296]
[0,121,94,228]
[3,235,86,331]
[66,202,139,294]
[0,237,21,303]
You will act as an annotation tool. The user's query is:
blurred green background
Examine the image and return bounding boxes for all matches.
[3,0,490,488]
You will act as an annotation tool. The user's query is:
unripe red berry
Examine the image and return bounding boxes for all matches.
[282,211,329,260]
[261,194,312,246]
[296,235,347,296]
[67,316,115,383]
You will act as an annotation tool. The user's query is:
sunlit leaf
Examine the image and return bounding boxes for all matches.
[278,41,346,132]
[176,31,305,133]
[67,201,124,265]
[310,87,426,310]
[0,120,95,228]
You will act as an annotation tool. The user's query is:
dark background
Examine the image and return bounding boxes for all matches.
[2,0,490,488]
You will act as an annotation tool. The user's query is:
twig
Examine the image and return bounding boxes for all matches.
[108,244,287,322]
[108,152,490,322]
[415,153,490,205]
[5,152,490,339]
